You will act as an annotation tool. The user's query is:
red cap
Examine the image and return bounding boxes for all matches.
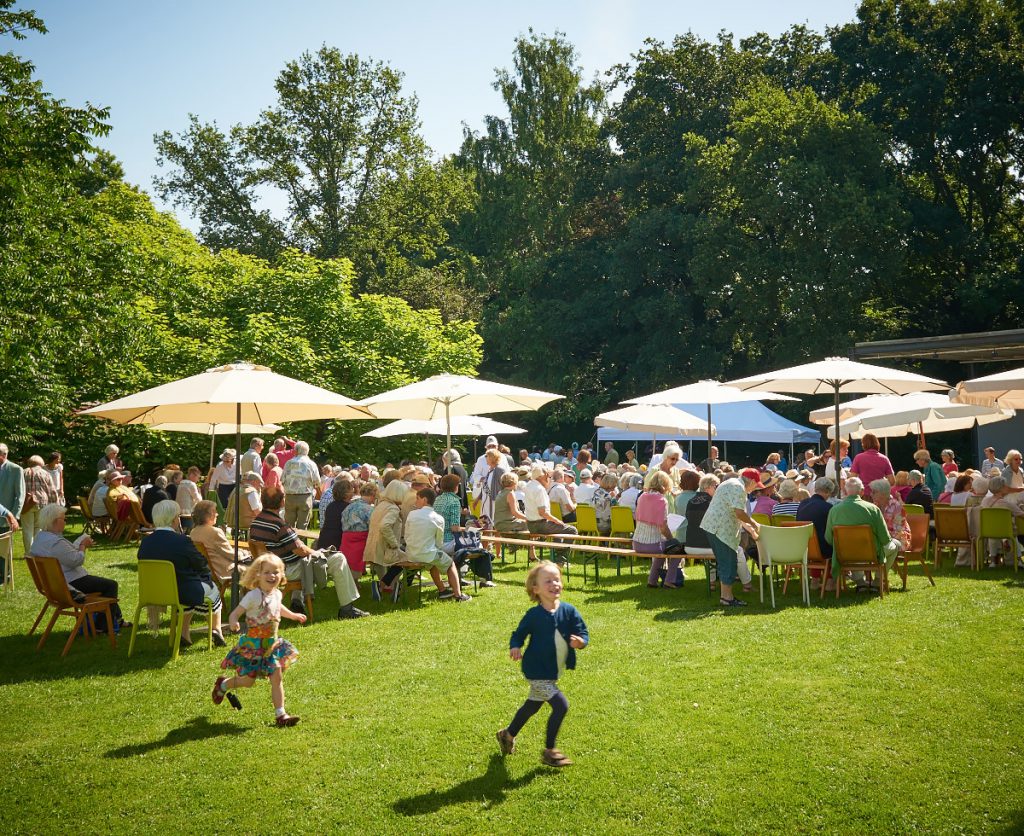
[740,468,762,484]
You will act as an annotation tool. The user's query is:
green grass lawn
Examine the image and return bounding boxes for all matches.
[2,522,1023,835]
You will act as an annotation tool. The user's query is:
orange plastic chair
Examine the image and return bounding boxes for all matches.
[933,505,970,568]
[896,513,936,590]
[779,521,829,599]
[25,556,118,657]
[831,524,888,599]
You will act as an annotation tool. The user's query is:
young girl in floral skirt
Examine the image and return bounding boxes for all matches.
[212,554,306,726]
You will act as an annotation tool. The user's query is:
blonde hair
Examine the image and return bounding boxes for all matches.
[525,560,560,602]
[241,553,286,591]
[646,470,672,494]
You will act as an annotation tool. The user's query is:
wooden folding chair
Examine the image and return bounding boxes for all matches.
[779,521,829,599]
[193,541,231,598]
[933,505,970,568]
[896,513,936,590]
[77,496,107,537]
[26,556,117,657]
[832,524,888,599]
[0,529,13,591]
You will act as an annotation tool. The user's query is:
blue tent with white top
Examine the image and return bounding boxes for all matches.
[595,400,820,445]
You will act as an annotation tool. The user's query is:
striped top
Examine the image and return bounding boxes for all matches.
[248,510,301,562]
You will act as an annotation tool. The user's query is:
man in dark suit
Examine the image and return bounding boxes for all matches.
[138,498,225,649]
[796,477,836,584]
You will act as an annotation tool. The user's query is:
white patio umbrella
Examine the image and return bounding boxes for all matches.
[808,394,908,426]
[624,379,797,459]
[823,392,1014,444]
[148,421,283,469]
[362,415,526,439]
[359,374,563,471]
[952,366,1024,410]
[595,404,713,460]
[728,358,948,459]
[82,363,372,599]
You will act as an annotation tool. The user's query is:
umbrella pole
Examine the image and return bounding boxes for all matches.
[209,426,216,471]
[445,401,452,475]
[425,432,431,465]
[231,404,241,605]
[834,383,841,486]
[918,422,926,450]
[707,404,713,461]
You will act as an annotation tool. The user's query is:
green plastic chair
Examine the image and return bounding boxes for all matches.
[975,507,1021,571]
[770,513,796,526]
[902,503,926,516]
[754,522,813,607]
[751,513,772,527]
[128,559,213,660]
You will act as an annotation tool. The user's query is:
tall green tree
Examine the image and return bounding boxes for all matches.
[155,46,477,318]
[831,0,1024,329]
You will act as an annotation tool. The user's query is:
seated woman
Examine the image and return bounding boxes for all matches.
[30,503,129,631]
[949,473,974,507]
[770,478,802,517]
[435,474,495,587]
[317,479,354,551]
[684,474,719,557]
[365,479,409,594]
[340,482,376,576]
[189,499,252,580]
[617,473,643,511]
[137,499,226,649]
[494,472,529,534]
[141,474,170,525]
[635,471,680,590]
[591,473,619,535]
[672,470,702,541]
[870,478,911,553]
[750,473,780,516]
[892,470,912,501]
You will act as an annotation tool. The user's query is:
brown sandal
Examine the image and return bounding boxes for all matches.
[496,728,515,755]
[541,748,573,767]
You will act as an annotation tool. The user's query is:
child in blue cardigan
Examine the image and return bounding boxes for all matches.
[497,560,588,767]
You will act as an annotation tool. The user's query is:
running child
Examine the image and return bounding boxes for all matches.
[496,560,588,767]
[212,554,306,726]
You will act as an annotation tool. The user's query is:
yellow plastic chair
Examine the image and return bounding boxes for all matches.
[770,513,796,526]
[549,501,563,521]
[754,522,812,607]
[751,513,772,527]
[610,505,635,538]
[975,507,1021,571]
[902,504,925,516]
[128,559,213,660]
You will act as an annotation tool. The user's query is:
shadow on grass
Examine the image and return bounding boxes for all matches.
[0,629,208,686]
[392,753,548,815]
[105,715,247,759]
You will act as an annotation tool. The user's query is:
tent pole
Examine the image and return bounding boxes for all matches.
[231,404,242,605]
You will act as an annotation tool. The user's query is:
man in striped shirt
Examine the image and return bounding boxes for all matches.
[249,488,368,619]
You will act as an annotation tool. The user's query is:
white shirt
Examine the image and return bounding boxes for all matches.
[470,452,494,493]
[404,505,443,560]
[176,479,202,514]
[618,487,640,511]
[523,480,550,522]
[548,482,574,511]
[575,482,597,504]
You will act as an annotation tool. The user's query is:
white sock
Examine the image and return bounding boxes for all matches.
[275,707,286,718]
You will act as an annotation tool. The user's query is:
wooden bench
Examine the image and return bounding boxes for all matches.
[481,532,718,591]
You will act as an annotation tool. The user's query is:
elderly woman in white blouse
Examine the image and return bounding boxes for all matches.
[207,448,238,508]
[30,503,129,630]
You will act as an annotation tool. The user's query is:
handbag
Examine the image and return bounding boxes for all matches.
[663,537,686,555]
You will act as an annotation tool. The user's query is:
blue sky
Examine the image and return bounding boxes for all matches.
[17,0,859,222]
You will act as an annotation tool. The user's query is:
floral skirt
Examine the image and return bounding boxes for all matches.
[221,631,298,679]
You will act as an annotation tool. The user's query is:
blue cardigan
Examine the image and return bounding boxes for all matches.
[510,601,589,681]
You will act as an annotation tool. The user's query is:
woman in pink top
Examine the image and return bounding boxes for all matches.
[850,433,894,498]
[634,471,679,589]
[262,452,283,492]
